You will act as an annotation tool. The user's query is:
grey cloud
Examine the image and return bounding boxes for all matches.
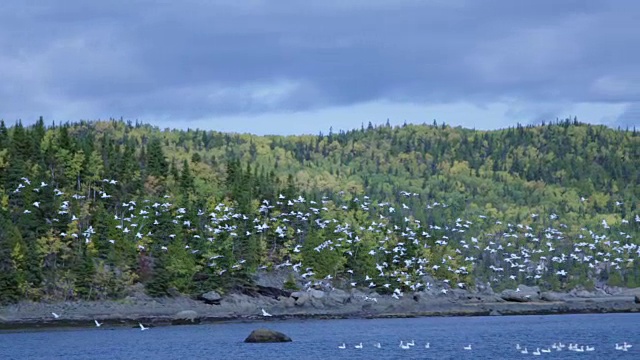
[616,104,640,128]
[0,0,639,125]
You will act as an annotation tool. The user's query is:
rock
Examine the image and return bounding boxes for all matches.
[290,291,310,306]
[500,291,531,303]
[489,309,502,316]
[635,294,640,304]
[541,292,565,302]
[309,297,325,309]
[574,290,596,298]
[476,281,495,295]
[308,289,325,299]
[172,310,200,325]
[235,285,292,299]
[327,289,350,304]
[500,285,540,302]
[244,328,292,343]
[200,291,222,305]
[278,296,296,308]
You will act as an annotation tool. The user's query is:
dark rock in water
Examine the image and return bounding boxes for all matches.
[244,328,292,343]
[200,291,222,305]
[172,310,200,325]
[635,294,640,304]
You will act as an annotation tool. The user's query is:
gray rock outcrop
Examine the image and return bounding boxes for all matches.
[290,291,310,306]
[327,289,350,304]
[200,291,222,305]
[541,292,565,302]
[172,310,200,325]
[500,285,540,302]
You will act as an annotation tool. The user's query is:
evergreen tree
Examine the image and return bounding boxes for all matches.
[0,213,22,304]
[145,252,171,297]
[146,137,169,179]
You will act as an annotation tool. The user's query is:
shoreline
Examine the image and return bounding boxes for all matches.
[2,293,639,331]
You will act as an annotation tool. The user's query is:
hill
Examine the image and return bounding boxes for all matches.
[0,117,638,304]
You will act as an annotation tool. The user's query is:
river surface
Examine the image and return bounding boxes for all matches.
[1,313,638,359]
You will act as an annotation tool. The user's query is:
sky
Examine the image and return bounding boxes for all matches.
[1,0,638,135]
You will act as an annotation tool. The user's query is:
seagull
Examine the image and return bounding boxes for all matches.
[51,312,60,319]
[261,308,272,317]
[139,323,149,331]
[94,319,103,327]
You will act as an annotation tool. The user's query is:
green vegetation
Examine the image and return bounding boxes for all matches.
[0,117,638,304]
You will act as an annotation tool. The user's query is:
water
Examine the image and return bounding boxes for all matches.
[1,313,638,359]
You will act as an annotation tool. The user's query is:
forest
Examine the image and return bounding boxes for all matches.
[0,117,638,304]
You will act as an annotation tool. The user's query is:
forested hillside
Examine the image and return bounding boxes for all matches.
[0,118,638,304]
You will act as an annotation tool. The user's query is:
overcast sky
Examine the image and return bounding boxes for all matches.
[1,0,638,135]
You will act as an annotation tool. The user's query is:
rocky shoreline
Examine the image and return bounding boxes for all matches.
[2,283,639,331]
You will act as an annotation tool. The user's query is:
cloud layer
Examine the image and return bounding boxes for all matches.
[1,0,638,132]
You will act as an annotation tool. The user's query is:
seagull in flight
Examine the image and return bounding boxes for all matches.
[51,312,61,319]
[94,319,103,327]
[139,323,149,331]
[261,308,273,317]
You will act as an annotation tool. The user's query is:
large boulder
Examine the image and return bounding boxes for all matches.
[573,290,597,298]
[200,291,222,305]
[327,289,350,304]
[290,291,310,306]
[172,310,200,325]
[500,285,540,303]
[308,289,325,299]
[541,292,566,302]
[244,328,292,343]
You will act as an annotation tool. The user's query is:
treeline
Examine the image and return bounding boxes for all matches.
[0,117,637,304]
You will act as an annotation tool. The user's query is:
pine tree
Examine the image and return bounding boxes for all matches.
[146,137,168,179]
[0,213,21,304]
[179,159,194,195]
[145,252,171,297]
[72,248,96,299]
